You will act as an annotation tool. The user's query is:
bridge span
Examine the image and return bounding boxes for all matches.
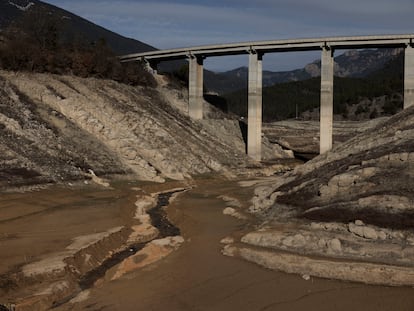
[120,34,414,161]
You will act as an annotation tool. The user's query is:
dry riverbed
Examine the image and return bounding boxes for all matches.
[1,177,414,311]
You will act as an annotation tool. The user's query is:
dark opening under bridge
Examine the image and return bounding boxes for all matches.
[120,34,414,161]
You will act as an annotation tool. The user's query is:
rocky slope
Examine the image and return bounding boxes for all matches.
[0,71,291,190]
[224,106,414,285]
[262,118,387,156]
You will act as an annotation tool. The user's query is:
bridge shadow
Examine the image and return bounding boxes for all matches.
[203,94,248,152]
[238,120,248,153]
[203,94,228,113]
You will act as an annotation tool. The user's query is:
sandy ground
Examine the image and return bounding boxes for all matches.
[49,178,414,311]
[0,184,131,277]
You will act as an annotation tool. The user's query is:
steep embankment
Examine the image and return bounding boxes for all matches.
[262,118,386,156]
[224,106,414,285]
[0,71,291,189]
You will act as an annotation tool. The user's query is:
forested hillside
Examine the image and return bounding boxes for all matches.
[222,54,404,121]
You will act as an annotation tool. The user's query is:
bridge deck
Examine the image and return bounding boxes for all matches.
[120,34,414,62]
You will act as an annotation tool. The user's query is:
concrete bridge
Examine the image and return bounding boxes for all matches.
[120,34,414,161]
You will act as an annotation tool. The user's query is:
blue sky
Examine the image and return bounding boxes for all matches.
[45,0,414,72]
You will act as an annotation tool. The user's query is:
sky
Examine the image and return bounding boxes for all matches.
[45,0,414,72]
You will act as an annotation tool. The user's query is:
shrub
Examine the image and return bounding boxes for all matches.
[0,13,155,87]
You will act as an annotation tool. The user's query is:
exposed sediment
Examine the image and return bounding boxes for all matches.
[0,187,186,311]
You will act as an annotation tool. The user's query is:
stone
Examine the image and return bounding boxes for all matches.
[152,236,185,248]
[378,231,387,240]
[317,238,327,249]
[327,238,342,253]
[406,235,414,246]
[349,223,365,238]
[349,223,378,240]
[355,220,364,226]
[363,227,378,240]
[302,274,311,281]
[223,207,247,220]
[220,237,235,244]
[282,234,306,248]
[218,195,242,208]
[223,207,236,216]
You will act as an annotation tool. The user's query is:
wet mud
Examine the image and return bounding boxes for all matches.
[77,190,182,292]
[148,191,182,238]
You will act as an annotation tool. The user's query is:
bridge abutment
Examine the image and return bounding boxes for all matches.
[189,55,204,120]
[320,46,334,154]
[404,45,414,109]
[247,52,263,161]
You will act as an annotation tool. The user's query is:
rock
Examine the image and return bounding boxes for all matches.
[218,195,242,208]
[302,274,311,281]
[406,235,414,246]
[310,222,346,232]
[378,231,387,240]
[222,245,237,257]
[134,195,157,217]
[282,234,306,248]
[152,236,185,248]
[349,223,378,240]
[317,238,327,248]
[355,220,364,226]
[127,224,158,244]
[310,222,322,230]
[358,195,412,211]
[348,223,365,238]
[226,245,414,286]
[220,237,235,244]
[327,238,342,253]
[223,207,236,215]
[363,227,378,240]
[223,207,247,220]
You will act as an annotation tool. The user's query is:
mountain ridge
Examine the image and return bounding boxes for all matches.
[205,48,402,94]
[0,0,156,55]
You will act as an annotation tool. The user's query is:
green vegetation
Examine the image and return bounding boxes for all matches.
[0,7,155,87]
[222,56,403,121]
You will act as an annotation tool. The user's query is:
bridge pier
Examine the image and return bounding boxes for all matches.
[320,46,334,154]
[248,52,263,161]
[404,45,414,109]
[188,55,204,120]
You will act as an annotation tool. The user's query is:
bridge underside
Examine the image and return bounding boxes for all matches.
[125,35,414,161]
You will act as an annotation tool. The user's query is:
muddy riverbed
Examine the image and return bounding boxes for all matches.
[1,178,414,310]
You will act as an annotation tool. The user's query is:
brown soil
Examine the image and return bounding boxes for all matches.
[50,178,414,311]
[0,184,129,277]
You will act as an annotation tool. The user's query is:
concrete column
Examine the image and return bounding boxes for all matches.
[320,47,334,154]
[404,45,414,109]
[247,52,263,161]
[188,55,204,120]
